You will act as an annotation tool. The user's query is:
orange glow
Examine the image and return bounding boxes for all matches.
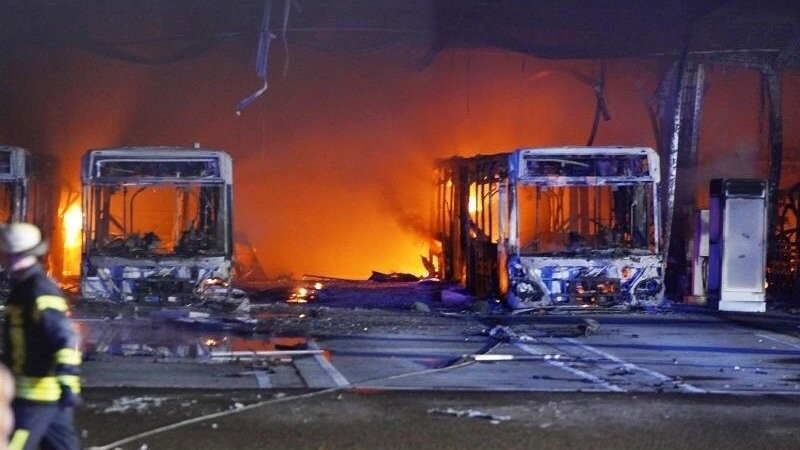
[468,194,478,214]
[2,44,798,282]
[468,183,483,214]
[287,287,310,303]
[229,336,307,352]
[62,203,82,277]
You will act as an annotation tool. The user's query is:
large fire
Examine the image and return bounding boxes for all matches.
[0,43,797,283]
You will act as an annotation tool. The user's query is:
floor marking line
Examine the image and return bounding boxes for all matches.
[561,337,706,393]
[308,340,350,387]
[756,333,800,351]
[253,370,272,388]
[515,342,625,393]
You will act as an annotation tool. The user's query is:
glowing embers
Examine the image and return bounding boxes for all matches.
[287,282,324,303]
[570,277,621,306]
[204,337,222,347]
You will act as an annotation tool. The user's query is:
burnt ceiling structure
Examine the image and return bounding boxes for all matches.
[0,1,797,66]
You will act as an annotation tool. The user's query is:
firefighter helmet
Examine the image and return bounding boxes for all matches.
[0,222,48,256]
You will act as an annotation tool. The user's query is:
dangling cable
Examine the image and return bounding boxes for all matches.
[236,0,276,114]
[586,60,611,146]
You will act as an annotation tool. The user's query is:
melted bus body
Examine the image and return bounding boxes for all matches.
[434,147,664,308]
[80,147,233,302]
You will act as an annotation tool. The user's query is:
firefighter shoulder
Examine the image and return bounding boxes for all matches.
[0,223,81,405]
[4,272,81,405]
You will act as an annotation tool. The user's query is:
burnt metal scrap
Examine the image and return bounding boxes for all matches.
[368,271,420,282]
[427,407,510,422]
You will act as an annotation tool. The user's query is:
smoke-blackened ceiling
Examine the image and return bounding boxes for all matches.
[0,1,798,279]
[1,1,798,67]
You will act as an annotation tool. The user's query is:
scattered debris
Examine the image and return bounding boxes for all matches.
[420,255,439,279]
[427,407,511,423]
[288,282,324,303]
[368,271,420,282]
[412,301,431,312]
[608,366,635,376]
[487,325,518,342]
[485,325,537,343]
[196,278,251,313]
[577,318,601,336]
[103,396,168,414]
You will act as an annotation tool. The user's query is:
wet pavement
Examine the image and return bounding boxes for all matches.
[15,281,800,448]
[71,284,800,395]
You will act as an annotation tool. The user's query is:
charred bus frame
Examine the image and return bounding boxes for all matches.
[80,147,234,302]
[0,146,57,290]
[434,147,664,308]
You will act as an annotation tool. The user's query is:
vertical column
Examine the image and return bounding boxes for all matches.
[659,59,706,297]
[763,66,783,260]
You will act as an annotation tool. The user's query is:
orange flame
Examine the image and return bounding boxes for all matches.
[62,203,82,277]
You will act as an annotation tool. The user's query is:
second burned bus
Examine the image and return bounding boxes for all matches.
[434,146,664,308]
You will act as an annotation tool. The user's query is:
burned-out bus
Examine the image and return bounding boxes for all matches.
[80,147,233,302]
[0,146,58,294]
[0,146,34,224]
[434,146,663,308]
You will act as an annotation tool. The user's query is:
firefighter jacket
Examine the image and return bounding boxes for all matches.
[1,263,81,403]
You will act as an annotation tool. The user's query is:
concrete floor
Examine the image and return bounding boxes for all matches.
[78,389,800,450]
[79,306,800,395]
[34,285,800,448]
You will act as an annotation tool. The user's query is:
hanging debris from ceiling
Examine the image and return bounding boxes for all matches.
[236,0,301,114]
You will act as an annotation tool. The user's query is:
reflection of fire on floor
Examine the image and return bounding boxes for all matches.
[208,336,327,363]
[75,317,313,361]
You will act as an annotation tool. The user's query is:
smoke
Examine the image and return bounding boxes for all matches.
[0,41,797,280]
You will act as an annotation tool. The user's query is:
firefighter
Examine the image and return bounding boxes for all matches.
[0,223,80,450]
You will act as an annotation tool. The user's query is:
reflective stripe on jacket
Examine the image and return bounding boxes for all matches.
[1,264,81,402]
